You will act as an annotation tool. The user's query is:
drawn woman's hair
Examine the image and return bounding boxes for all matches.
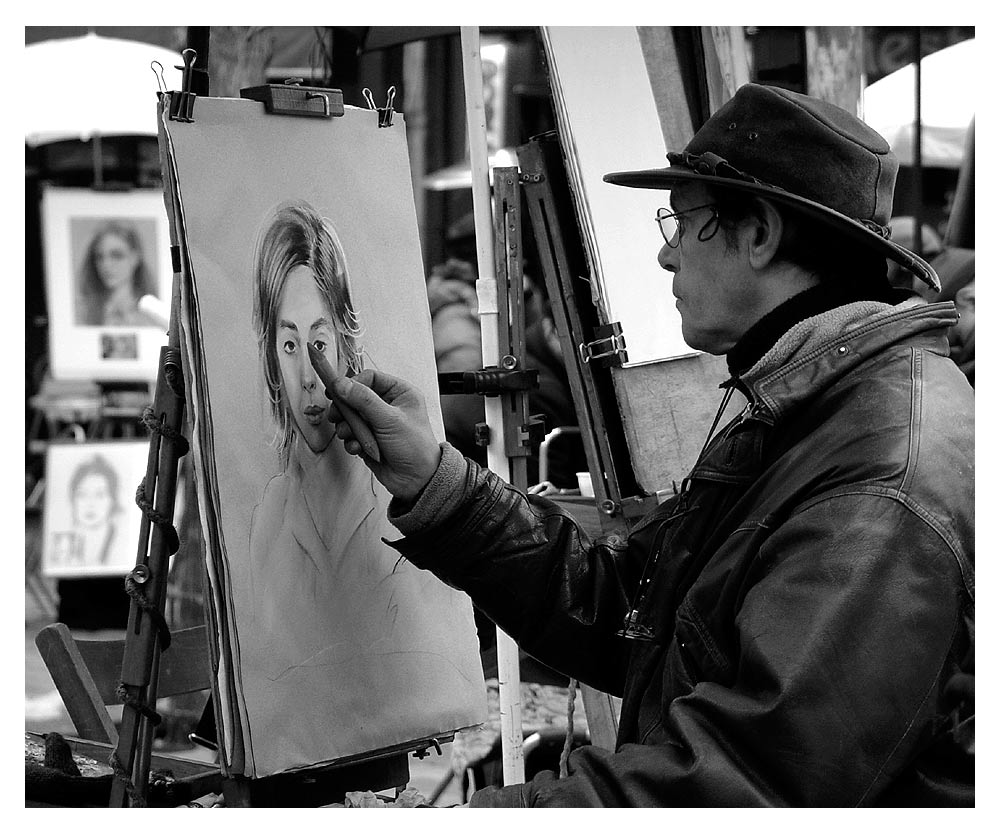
[252,201,364,464]
[68,454,121,523]
[78,221,156,325]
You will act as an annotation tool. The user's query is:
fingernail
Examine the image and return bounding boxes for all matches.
[333,377,352,398]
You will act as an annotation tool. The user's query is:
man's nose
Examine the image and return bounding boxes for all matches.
[658,242,679,273]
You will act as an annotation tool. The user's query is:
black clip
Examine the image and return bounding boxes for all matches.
[412,738,443,760]
[438,367,539,397]
[363,85,396,128]
[240,79,345,119]
[521,414,548,451]
[168,48,199,123]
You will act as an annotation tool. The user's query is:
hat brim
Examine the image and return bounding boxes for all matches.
[603,167,940,292]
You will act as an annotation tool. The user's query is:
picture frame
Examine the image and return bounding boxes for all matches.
[40,186,172,381]
[41,440,150,579]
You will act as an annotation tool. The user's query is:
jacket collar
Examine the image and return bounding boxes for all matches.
[739,299,958,424]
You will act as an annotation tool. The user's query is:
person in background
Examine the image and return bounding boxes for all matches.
[426,212,585,487]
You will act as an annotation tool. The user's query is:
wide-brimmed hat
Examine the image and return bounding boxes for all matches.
[603,83,940,291]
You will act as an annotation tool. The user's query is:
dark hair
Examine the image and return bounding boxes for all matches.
[68,454,121,522]
[707,185,892,298]
[78,221,156,325]
[251,201,364,465]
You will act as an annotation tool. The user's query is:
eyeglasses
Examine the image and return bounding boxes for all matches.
[655,203,720,248]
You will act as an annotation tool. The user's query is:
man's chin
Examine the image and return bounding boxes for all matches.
[681,329,728,356]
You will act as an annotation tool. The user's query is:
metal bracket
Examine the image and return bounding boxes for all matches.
[598,493,659,519]
[579,322,628,368]
[438,367,539,397]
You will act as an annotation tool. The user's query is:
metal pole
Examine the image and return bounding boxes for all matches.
[459,25,525,788]
[913,27,924,258]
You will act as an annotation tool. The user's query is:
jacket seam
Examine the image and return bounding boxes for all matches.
[899,347,922,497]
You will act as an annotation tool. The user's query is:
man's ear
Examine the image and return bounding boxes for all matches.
[747,198,784,270]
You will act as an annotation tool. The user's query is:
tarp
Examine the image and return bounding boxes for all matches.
[863,37,975,168]
[24,33,182,145]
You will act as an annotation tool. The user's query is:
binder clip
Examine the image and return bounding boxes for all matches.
[168,48,199,123]
[363,85,396,128]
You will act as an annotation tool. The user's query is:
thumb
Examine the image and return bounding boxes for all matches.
[332,375,395,428]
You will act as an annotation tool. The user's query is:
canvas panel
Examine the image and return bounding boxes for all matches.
[160,96,486,777]
[42,440,150,578]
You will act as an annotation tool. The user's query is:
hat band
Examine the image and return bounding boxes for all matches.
[668,150,891,240]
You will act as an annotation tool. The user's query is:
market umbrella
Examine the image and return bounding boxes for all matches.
[24,33,183,146]
[863,37,975,168]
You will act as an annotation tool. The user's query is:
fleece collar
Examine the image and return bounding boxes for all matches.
[738,299,958,423]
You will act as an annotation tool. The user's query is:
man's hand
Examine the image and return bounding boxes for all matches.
[326,369,442,502]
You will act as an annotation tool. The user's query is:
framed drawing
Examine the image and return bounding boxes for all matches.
[41,187,172,381]
[160,95,487,778]
[41,440,149,579]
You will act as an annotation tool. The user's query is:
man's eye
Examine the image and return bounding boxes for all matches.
[282,340,296,354]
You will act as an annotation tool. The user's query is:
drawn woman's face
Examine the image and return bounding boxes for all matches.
[275,264,342,454]
[73,473,114,529]
[94,231,140,292]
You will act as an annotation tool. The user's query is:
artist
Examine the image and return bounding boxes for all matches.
[322,84,974,806]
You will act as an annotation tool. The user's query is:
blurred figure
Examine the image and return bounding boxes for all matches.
[426,212,585,487]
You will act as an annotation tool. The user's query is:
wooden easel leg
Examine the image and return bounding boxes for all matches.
[222,776,253,807]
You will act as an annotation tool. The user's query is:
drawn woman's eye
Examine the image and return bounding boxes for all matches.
[282,339,296,355]
[312,340,327,354]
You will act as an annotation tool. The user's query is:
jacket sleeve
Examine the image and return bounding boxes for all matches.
[467,490,970,807]
[389,448,638,695]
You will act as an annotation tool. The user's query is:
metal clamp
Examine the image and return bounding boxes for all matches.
[168,48,199,123]
[578,322,628,368]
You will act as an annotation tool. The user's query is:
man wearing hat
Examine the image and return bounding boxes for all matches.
[324,84,974,806]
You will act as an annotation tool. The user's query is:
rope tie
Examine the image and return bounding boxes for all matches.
[108,749,148,807]
[115,682,162,726]
[135,480,180,555]
[558,678,580,778]
[123,573,172,651]
[140,406,190,457]
[164,359,186,401]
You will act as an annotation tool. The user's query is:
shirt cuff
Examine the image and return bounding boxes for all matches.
[388,442,468,536]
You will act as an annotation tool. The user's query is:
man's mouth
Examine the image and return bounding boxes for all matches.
[304,405,325,426]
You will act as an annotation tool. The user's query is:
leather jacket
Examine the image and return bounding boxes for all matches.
[391,300,975,806]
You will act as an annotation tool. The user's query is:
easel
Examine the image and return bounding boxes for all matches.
[451,27,640,774]
[107,51,444,808]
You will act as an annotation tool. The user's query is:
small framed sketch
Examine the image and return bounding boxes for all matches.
[41,187,172,381]
[42,441,149,578]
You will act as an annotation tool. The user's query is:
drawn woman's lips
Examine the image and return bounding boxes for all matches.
[303,404,325,426]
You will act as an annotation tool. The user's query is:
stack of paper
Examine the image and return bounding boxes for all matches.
[157,94,486,778]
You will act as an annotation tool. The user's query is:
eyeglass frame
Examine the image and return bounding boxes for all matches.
[655,203,721,248]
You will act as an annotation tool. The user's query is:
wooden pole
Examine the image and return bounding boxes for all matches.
[459,25,525,788]
[913,27,924,258]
